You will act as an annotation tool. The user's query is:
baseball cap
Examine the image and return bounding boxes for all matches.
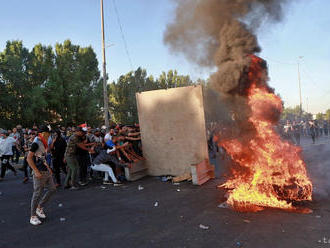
[76,126,87,132]
[38,125,51,133]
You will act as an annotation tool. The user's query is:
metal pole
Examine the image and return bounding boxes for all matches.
[297,58,303,117]
[101,0,109,129]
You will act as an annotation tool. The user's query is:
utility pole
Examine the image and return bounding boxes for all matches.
[297,56,303,118]
[101,0,109,129]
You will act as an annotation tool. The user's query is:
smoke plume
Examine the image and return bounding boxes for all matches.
[164,0,289,69]
[164,0,291,134]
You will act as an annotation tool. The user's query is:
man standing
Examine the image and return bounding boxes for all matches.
[49,129,67,187]
[27,125,56,226]
[309,120,316,144]
[0,130,17,180]
[64,126,91,189]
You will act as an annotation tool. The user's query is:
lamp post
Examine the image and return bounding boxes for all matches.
[297,56,303,118]
[100,0,109,129]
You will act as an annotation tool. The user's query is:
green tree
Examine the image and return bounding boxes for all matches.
[281,105,312,121]
[316,112,324,121]
[109,67,150,124]
[45,40,101,126]
[324,109,330,120]
[109,68,193,124]
[157,70,192,89]
[0,40,46,127]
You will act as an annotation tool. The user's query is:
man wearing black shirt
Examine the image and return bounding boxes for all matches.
[50,129,67,187]
[76,134,93,186]
[27,125,56,226]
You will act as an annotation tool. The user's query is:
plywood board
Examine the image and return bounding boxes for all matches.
[136,85,209,176]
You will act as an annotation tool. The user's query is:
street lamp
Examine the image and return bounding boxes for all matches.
[297,56,303,118]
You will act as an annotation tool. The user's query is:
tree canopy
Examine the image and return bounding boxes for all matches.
[0,40,195,128]
[0,40,102,128]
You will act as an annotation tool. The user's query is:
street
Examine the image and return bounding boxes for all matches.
[1,136,330,248]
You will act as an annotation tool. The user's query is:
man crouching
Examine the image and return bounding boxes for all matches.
[27,125,56,225]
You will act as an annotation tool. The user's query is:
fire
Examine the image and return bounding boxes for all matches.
[218,55,313,212]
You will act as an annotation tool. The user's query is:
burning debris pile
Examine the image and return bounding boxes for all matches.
[217,55,312,212]
[164,0,312,212]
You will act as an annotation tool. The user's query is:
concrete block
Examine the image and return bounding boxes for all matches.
[191,159,215,185]
[124,160,148,181]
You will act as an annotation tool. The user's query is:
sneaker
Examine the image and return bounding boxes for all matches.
[30,216,42,226]
[103,180,113,185]
[78,181,88,186]
[113,182,123,187]
[64,185,71,189]
[36,207,46,219]
[70,186,79,190]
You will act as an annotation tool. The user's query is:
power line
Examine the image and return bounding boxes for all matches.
[262,56,296,66]
[112,0,134,71]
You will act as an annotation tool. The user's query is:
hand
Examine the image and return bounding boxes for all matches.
[63,158,66,164]
[34,171,42,178]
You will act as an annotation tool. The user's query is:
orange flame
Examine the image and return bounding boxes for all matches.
[218,55,312,212]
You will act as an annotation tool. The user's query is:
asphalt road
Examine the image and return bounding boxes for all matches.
[1,136,330,248]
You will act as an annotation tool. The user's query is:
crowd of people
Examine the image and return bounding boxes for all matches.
[206,119,330,159]
[0,124,143,184]
[0,123,143,225]
[280,119,329,145]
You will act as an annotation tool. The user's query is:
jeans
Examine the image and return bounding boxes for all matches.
[77,154,91,183]
[30,171,56,216]
[64,156,79,187]
[11,146,20,163]
[1,155,17,178]
[52,156,67,185]
[23,157,32,178]
[91,164,118,183]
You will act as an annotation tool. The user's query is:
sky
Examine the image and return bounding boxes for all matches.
[0,0,329,114]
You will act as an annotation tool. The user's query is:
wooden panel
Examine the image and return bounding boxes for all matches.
[136,85,209,176]
[191,159,215,185]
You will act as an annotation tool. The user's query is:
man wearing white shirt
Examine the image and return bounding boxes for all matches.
[104,128,114,143]
[10,127,20,164]
[0,130,17,180]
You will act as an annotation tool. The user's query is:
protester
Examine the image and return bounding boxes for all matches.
[292,121,301,146]
[309,120,316,144]
[22,131,36,183]
[27,125,56,226]
[104,127,115,142]
[283,120,294,143]
[324,120,328,136]
[91,140,123,186]
[0,130,18,180]
[10,127,21,164]
[64,126,91,190]
[49,129,67,187]
[76,131,94,186]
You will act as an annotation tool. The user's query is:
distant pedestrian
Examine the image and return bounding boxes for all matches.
[283,120,294,143]
[309,120,316,144]
[27,125,56,226]
[293,121,301,146]
[324,121,328,136]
